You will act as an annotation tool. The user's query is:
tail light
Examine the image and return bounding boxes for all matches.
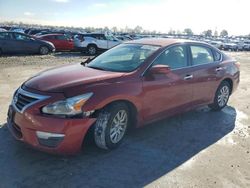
[234,61,240,69]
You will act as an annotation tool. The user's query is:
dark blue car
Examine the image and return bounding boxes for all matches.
[0,32,55,55]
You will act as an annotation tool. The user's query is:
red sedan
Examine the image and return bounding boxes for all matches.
[38,34,74,51]
[7,39,240,154]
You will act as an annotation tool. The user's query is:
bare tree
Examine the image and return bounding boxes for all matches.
[220,29,228,37]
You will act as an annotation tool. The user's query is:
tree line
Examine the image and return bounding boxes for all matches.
[1,21,249,37]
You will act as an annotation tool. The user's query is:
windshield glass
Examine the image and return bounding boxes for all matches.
[87,44,160,72]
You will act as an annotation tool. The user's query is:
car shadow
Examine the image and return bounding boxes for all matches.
[0,106,236,188]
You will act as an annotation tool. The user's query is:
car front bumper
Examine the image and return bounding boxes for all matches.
[7,105,96,154]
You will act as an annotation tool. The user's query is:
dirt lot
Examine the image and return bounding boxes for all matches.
[0,52,249,188]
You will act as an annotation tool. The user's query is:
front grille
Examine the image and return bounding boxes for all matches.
[12,88,50,113]
[15,93,39,112]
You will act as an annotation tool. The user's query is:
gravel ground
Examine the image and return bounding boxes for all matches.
[0,52,249,188]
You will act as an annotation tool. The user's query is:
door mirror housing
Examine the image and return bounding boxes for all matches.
[149,65,171,75]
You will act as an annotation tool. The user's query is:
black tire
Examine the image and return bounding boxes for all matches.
[94,103,130,150]
[87,45,97,55]
[209,81,231,111]
[39,46,49,55]
[0,48,2,56]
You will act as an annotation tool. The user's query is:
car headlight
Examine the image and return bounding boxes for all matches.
[42,93,93,116]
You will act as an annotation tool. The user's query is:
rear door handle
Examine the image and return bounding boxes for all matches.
[184,75,193,80]
[215,67,223,72]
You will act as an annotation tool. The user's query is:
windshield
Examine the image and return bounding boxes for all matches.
[87,44,160,72]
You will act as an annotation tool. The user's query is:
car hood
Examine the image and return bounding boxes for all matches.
[24,63,125,92]
[36,39,55,48]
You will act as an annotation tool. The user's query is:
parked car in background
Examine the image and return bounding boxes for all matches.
[210,41,223,49]
[38,34,74,51]
[0,28,7,32]
[233,41,244,51]
[222,42,239,51]
[7,39,240,154]
[0,32,55,55]
[27,29,50,36]
[0,26,11,31]
[243,41,250,51]
[74,33,121,55]
[115,35,133,41]
[10,27,25,33]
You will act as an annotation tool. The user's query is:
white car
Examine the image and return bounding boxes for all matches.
[210,41,223,49]
[74,33,121,55]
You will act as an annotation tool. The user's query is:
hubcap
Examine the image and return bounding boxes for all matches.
[41,47,48,54]
[110,110,128,144]
[89,47,96,55]
[218,85,230,107]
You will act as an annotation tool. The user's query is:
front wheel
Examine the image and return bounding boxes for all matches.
[209,81,231,111]
[39,46,49,55]
[94,103,130,150]
[87,45,97,55]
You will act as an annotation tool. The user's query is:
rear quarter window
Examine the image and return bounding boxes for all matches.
[56,35,67,40]
[214,50,222,61]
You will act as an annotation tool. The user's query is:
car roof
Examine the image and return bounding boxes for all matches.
[125,38,206,47]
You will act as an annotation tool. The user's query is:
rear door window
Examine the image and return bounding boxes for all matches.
[153,45,188,69]
[56,35,67,40]
[190,46,214,65]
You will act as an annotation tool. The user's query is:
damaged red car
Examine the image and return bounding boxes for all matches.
[7,39,240,154]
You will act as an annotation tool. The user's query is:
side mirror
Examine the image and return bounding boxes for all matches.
[149,65,171,75]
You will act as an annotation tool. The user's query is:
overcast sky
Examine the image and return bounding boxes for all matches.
[0,0,249,35]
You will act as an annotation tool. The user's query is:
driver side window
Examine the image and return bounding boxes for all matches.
[153,45,188,69]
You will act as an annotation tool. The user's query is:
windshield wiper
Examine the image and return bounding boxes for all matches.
[80,57,95,66]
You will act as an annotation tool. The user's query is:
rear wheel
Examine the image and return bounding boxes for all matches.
[87,45,97,55]
[39,46,49,55]
[94,103,130,150]
[209,81,231,111]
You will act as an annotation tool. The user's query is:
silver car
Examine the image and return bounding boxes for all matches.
[74,33,121,55]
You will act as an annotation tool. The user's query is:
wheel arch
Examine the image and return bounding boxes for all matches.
[87,43,98,48]
[82,99,139,149]
[94,99,139,129]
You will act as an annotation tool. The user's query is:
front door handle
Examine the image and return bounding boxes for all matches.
[184,75,193,80]
[215,67,223,72]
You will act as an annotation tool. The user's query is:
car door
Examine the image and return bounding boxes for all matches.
[142,44,193,122]
[0,32,16,53]
[45,35,58,50]
[188,44,224,105]
[55,35,69,50]
[95,34,108,49]
[13,33,39,53]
